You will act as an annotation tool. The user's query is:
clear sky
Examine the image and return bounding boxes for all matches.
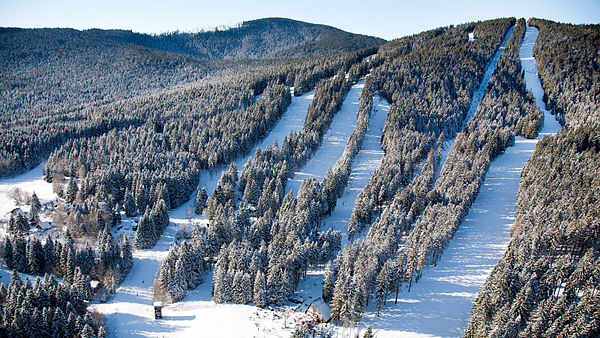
[0,0,598,40]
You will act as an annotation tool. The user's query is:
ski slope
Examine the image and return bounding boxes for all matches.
[89,88,316,337]
[292,94,389,325]
[354,25,561,338]
[286,79,366,195]
[321,95,389,246]
[199,88,315,195]
[435,25,515,181]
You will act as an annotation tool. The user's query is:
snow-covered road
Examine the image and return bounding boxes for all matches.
[356,25,561,338]
[90,88,316,338]
[286,79,366,195]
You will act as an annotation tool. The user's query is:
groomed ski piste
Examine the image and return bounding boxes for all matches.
[286,79,366,196]
[350,25,561,338]
[322,95,389,245]
[291,93,389,328]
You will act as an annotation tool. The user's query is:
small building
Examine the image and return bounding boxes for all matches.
[305,298,331,323]
[154,301,163,319]
[36,222,52,231]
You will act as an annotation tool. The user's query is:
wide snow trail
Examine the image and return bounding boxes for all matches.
[356,25,561,338]
[286,79,366,195]
[200,88,315,195]
[321,95,389,246]
[90,89,315,338]
[435,25,515,182]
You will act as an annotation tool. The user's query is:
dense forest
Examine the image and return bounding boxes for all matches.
[465,18,600,337]
[0,18,383,178]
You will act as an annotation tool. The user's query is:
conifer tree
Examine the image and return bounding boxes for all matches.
[253,271,267,308]
[193,188,207,215]
[66,179,78,204]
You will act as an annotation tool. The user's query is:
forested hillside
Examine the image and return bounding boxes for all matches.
[0,15,597,337]
[0,18,383,178]
[466,19,600,337]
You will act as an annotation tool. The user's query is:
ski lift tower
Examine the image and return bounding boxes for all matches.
[154,302,163,319]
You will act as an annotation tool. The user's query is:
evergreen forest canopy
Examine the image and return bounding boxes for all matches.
[0,15,598,338]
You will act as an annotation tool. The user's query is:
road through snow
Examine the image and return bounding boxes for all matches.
[356,25,561,338]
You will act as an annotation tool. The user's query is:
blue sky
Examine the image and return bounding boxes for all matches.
[0,0,598,40]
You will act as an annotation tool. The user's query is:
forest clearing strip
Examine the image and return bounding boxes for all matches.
[285,79,366,196]
[434,25,515,183]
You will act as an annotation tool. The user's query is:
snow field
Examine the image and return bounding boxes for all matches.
[286,79,366,195]
[351,24,561,337]
[0,163,57,222]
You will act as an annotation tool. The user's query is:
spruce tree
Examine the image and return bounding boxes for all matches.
[322,261,335,303]
[66,179,78,204]
[194,187,208,215]
[253,271,267,308]
[3,238,14,269]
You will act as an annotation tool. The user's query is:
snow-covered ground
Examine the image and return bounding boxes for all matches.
[320,95,389,246]
[291,94,389,328]
[89,88,316,337]
[351,25,561,338]
[286,79,366,195]
[0,163,57,221]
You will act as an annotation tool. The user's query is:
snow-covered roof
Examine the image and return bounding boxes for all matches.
[154,301,163,307]
[37,222,52,230]
[90,280,100,288]
[308,298,331,322]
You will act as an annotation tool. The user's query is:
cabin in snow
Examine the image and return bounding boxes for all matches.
[36,222,52,231]
[305,298,331,323]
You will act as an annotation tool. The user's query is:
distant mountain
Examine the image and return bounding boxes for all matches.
[0,18,384,61]
[151,17,386,59]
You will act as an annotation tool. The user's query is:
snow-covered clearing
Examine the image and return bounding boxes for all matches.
[89,88,316,337]
[292,93,389,321]
[351,25,561,338]
[0,163,57,221]
[435,25,515,181]
[286,79,366,195]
